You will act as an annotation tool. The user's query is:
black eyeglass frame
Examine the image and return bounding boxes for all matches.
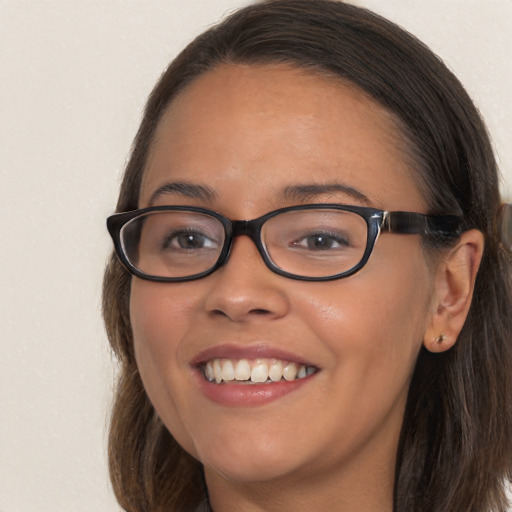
[107,204,463,282]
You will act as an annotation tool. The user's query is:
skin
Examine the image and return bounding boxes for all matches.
[129,63,482,512]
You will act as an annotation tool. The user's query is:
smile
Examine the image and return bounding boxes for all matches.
[203,358,317,384]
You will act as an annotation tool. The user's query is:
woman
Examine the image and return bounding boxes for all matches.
[103,1,512,510]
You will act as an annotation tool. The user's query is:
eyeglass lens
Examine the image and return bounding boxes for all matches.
[120,209,369,279]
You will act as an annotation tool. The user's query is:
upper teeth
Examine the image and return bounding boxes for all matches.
[204,358,316,384]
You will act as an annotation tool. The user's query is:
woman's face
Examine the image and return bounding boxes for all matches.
[131,64,435,488]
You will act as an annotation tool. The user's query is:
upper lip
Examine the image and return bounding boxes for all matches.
[191,343,317,368]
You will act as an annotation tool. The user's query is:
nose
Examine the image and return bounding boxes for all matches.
[203,236,290,322]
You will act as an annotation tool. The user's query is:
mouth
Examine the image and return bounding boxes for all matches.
[201,357,318,384]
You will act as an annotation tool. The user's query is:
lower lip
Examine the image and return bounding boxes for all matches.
[194,371,315,407]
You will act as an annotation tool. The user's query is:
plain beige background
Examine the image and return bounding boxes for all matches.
[1,1,511,511]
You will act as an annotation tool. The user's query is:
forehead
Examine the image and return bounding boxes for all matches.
[140,63,425,213]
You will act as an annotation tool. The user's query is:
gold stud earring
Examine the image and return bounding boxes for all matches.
[434,333,446,344]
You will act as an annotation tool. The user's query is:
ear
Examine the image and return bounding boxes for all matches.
[423,229,484,353]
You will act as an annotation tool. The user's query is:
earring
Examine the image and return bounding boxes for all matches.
[434,333,446,344]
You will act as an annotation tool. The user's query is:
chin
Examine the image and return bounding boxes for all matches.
[193,428,308,483]
[204,456,299,484]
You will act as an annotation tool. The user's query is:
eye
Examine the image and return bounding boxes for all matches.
[292,232,350,251]
[162,229,218,251]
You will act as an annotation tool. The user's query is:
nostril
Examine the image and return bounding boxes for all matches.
[208,307,273,320]
[210,308,270,317]
[250,308,271,315]
[211,309,229,318]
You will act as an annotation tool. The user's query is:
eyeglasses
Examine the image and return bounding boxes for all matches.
[107,204,463,282]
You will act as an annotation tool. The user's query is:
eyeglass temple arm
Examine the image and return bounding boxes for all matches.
[382,211,463,238]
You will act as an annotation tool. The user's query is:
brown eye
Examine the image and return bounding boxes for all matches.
[162,230,216,251]
[291,231,351,251]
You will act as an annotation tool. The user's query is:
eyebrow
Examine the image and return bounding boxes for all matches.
[280,183,371,205]
[148,182,217,205]
[148,181,371,207]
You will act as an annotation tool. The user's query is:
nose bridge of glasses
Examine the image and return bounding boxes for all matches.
[230,219,263,248]
[219,218,271,271]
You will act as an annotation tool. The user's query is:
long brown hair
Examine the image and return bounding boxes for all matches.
[103,1,512,510]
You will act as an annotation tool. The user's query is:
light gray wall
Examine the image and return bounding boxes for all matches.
[1,1,510,510]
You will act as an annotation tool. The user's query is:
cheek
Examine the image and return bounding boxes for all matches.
[130,280,198,355]
[129,280,201,454]
[301,241,433,399]
[362,240,433,336]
